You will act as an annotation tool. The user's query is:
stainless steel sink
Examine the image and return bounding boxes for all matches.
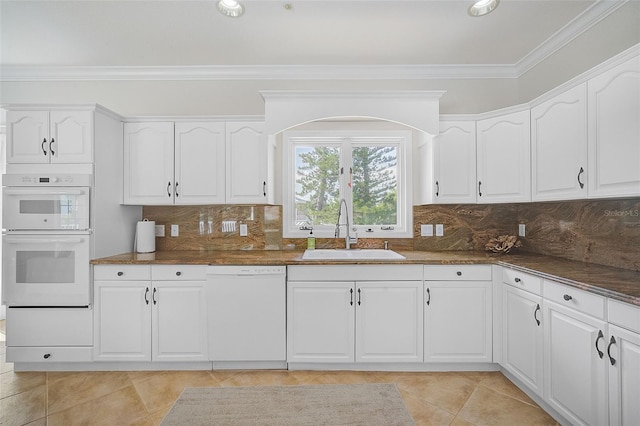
[301,249,406,260]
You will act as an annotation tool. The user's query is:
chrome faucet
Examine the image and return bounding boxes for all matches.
[335,198,358,249]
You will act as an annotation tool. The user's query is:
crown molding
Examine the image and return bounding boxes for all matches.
[0,0,626,83]
[514,0,627,77]
[0,64,517,82]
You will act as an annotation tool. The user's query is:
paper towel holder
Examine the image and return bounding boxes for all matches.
[134,218,156,253]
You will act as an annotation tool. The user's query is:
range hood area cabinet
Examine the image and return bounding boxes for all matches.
[123,121,274,205]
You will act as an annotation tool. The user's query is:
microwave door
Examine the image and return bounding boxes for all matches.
[2,235,91,307]
[3,187,90,231]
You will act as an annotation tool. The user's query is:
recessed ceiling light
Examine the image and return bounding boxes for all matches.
[468,0,499,17]
[218,0,244,18]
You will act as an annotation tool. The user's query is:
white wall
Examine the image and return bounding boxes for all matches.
[0,78,520,117]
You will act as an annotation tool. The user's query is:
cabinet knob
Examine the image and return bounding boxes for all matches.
[117,271,124,277]
[176,271,182,276]
[514,277,521,283]
[43,353,51,359]
[456,271,462,276]
[563,294,573,301]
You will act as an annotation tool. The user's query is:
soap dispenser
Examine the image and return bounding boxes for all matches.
[307,229,316,249]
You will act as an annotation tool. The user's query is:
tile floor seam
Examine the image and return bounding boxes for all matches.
[130,372,157,418]
[451,381,482,419]
[45,372,133,416]
[477,382,540,409]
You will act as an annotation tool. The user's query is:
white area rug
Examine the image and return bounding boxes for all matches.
[161,383,415,426]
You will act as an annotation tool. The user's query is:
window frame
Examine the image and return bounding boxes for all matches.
[283,129,413,239]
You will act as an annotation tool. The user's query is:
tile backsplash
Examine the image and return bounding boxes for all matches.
[142,197,640,271]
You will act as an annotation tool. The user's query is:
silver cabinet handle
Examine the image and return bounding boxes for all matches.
[42,138,48,156]
[167,181,172,197]
[49,138,55,157]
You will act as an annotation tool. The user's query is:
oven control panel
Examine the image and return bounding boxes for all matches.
[2,174,92,187]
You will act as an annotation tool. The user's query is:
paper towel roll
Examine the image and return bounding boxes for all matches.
[135,219,156,253]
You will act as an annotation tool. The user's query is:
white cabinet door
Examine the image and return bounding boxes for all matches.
[287,281,355,363]
[531,84,588,201]
[174,122,226,205]
[123,122,175,205]
[588,55,640,198]
[543,300,608,426]
[226,121,270,204]
[476,110,531,203]
[502,285,544,397]
[424,281,493,363]
[433,121,477,204]
[93,281,152,361]
[49,110,93,164]
[6,110,49,163]
[6,110,93,164]
[356,281,423,363]
[608,324,640,426]
[152,282,208,362]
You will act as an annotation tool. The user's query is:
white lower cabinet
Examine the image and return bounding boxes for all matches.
[607,299,640,426]
[287,281,355,363]
[502,281,543,397]
[356,281,423,363]
[6,307,93,363]
[93,265,207,362]
[424,266,492,363]
[543,281,608,426]
[287,265,423,364]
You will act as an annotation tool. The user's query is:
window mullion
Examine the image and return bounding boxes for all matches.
[341,138,354,233]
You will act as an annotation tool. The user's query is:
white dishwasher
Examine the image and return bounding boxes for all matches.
[206,265,286,363]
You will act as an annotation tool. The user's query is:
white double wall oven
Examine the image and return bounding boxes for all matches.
[2,173,92,307]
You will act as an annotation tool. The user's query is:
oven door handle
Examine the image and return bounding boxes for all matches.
[4,189,88,196]
[3,237,87,244]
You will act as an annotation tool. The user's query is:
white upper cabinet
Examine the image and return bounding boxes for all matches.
[124,122,226,205]
[7,110,93,164]
[124,122,175,205]
[174,122,226,205]
[476,110,531,203]
[226,121,274,204]
[433,121,477,204]
[531,84,588,201]
[588,55,640,198]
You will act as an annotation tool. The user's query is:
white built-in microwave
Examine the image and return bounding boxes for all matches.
[2,174,91,231]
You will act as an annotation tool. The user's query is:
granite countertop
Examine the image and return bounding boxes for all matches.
[92,250,640,306]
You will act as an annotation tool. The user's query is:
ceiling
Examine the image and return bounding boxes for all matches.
[1,0,628,81]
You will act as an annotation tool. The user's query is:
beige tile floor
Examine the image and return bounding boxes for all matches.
[0,321,558,426]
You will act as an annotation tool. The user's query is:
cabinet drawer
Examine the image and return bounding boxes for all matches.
[151,265,206,281]
[424,265,491,281]
[608,299,640,334]
[7,307,93,347]
[502,268,542,295]
[543,280,605,319]
[7,346,93,363]
[94,265,151,281]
